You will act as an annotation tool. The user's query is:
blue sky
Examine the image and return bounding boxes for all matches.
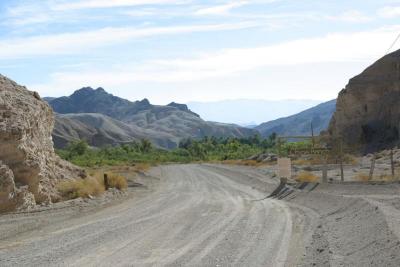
[1,0,400,104]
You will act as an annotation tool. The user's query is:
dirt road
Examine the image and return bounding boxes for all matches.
[0,164,312,266]
[2,164,400,266]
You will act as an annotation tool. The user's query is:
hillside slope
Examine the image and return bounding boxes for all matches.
[328,48,400,152]
[47,88,257,148]
[256,100,336,137]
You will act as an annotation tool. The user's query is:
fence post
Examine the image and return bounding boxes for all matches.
[339,139,344,182]
[322,155,328,183]
[104,173,109,190]
[369,154,376,181]
[390,149,395,179]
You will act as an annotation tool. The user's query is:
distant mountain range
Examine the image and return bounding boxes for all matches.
[255,100,336,137]
[46,88,257,149]
[187,99,322,125]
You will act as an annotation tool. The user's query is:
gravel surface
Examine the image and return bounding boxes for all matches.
[1,164,400,266]
[0,164,311,266]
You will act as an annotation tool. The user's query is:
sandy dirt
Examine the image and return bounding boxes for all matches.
[1,164,400,266]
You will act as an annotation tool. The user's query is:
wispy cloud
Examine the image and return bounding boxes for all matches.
[31,25,400,96]
[378,6,400,18]
[0,22,259,59]
[194,1,249,16]
[52,0,188,11]
[326,10,372,23]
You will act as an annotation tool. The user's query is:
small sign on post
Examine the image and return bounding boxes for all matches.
[278,157,292,179]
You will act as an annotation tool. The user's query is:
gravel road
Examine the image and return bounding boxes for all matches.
[2,164,400,266]
[0,164,311,267]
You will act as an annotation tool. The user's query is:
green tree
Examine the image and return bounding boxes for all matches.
[67,140,89,156]
[140,139,153,153]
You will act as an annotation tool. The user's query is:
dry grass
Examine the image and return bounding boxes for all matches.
[293,154,358,166]
[57,177,105,199]
[132,163,151,172]
[356,173,396,182]
[90,171,128,190]
[377,175,395,182]
[356,173,370,182]
[58,171,128,200]
[106,173,128,190]
[222,160,265,167]
[295,171,319,183]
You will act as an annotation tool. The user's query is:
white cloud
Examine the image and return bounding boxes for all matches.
[194,1,248,16]
[0,22,259,59]
[31,25,400,97]
[52,0,188,11]
[378,6,400,18]
[326,10,372,23]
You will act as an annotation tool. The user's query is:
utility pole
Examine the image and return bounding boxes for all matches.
[311,122,315,150]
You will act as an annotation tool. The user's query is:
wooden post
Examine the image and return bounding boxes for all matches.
[390,149,395,179]
[104,173,109,190]
[339,138,344,182]
[369,154,376,181]
[322,155,328,183]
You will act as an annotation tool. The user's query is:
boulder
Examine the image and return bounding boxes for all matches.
[327,49,400,153]
[0,74,84,210]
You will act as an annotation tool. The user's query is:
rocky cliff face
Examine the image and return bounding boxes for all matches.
[0,75,84,211]
[327,49,400,152]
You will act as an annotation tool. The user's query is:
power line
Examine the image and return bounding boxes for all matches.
[386,32,400,55]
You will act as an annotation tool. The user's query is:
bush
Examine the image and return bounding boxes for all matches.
[296,171,319,182]
[106,173,128,190]
[356,173,369,182]
[57,177,104,199]
[57,171,128,200]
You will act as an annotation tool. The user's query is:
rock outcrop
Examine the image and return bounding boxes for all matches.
[327,49,400,153]
[0,75,84,211]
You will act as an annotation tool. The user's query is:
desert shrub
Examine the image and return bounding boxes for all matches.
[89,171,128,190]
[106,173,128,190]
[133,163,151,172]
[357,174,395,182]
[356,173,370,182]
[222,159,263,167]
[57,177,104,199]
[377,175,395,182]
[296,171,319,182]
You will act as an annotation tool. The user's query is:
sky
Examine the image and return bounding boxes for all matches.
[1,0,400,105]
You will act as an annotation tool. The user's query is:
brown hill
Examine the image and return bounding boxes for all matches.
[327,49,400,152]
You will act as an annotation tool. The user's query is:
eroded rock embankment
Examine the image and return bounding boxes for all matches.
[0,75,84,212]
[327,49,400,153]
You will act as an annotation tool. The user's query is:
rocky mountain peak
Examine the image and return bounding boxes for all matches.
[167,102,200,117]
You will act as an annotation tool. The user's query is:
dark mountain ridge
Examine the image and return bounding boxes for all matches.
[46,87,257,149]
[256,100,336,137]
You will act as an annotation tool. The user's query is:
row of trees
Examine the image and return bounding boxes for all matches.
[57,134,278,167]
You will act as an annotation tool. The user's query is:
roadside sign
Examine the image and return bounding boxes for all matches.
[278,157,292,179]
